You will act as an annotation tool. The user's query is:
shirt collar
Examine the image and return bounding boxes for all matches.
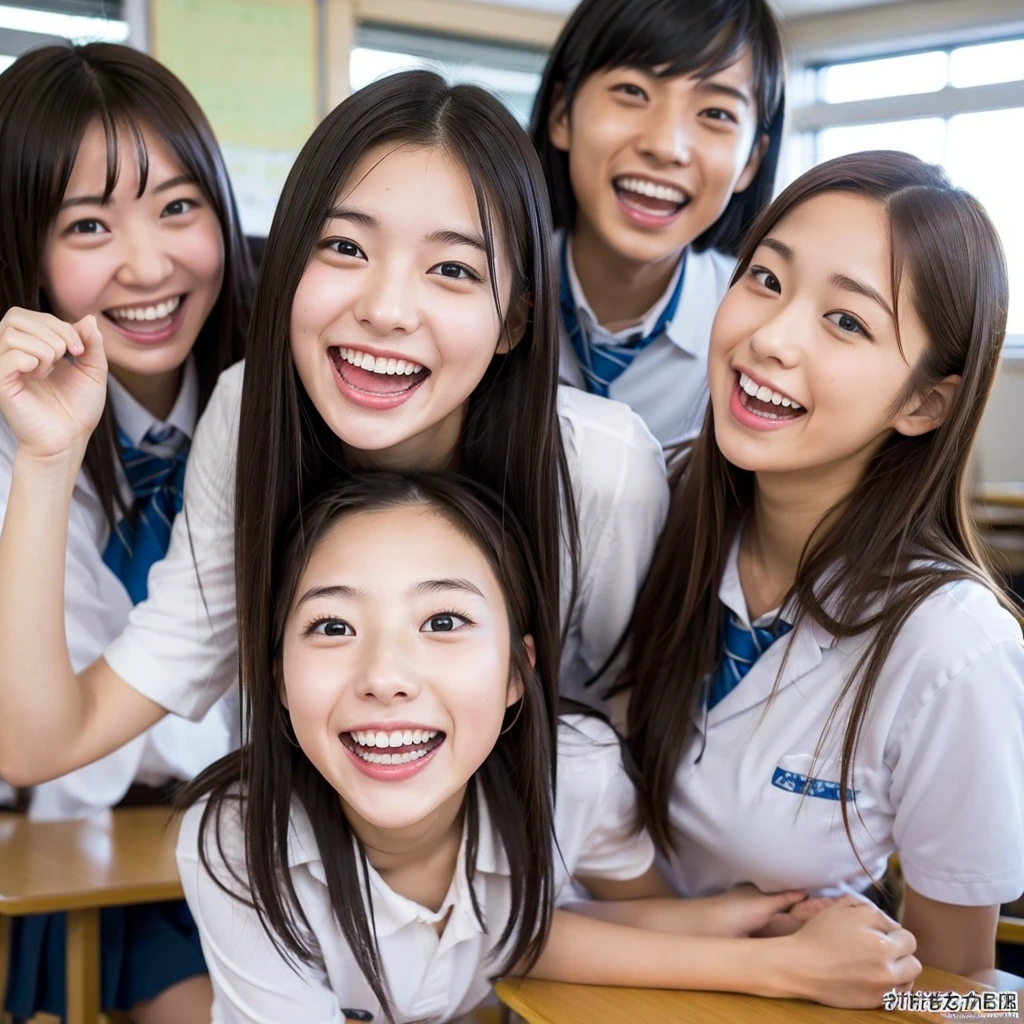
[105,356,198,448]
[286,782,510,939]
[563,232,686,346]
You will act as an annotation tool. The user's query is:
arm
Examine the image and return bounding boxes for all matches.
[0,311,167,784]
[524,897,921,1010]
[902,887,998,976]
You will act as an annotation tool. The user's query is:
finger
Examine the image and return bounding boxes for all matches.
[790,896,835,921]
[768,889,807,912]
[890,953,922,988]
[0,349,41,381]
[2,310,78,359]
[72,315,106,370]
[6,330,62,374]
[883,926,917,958]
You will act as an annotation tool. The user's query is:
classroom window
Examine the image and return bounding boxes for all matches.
[800,37,1024,339]
[350,24,546,127]
[0,1,127,42]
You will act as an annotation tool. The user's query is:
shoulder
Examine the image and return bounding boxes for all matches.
[688,247,738,293]
[557,386,666,501]
[556,714,629,798]
[175,793,246,872]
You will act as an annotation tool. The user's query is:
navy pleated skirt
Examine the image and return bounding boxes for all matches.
[4,899,206,1019]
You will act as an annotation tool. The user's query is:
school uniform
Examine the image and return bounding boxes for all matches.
[177,715,655,1024]
[102,359,668,714]
[557,233,736,447]
[666,533,1024,907]
[0,359,233,1017]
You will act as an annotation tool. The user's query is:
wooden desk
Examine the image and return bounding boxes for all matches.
[496,966,1022,1024]
[0,808,182,1024]
[976,484,1024,511]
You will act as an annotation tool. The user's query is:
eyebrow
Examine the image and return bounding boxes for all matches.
[294,577,485,609]
[60,173,197,210]
[326,207,486,253]
[759,237,894,319]
[695,80,751,107]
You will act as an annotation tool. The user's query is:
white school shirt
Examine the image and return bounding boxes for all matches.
[104,360,668,714]
[666,535,1024,906]
[177,715,655,1024]
[0,359,234,821]
[557,233,736,447]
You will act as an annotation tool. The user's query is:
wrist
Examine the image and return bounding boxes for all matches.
[744,936,804,999]
[14,443,86,480]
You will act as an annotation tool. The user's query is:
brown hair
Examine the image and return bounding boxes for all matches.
[0,43,254,528]
[619,150,1020,858]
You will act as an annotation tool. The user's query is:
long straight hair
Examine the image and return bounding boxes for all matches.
[0,43,254,528]
[620,151,1020,856]
[234,70,578,757]
[529,0,786,255]
[182,472,558,1023]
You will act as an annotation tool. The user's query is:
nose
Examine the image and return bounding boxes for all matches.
[353,262,420,336]
[747,300,804,368]
[357,633,420,705]
[636,98,693,167]
[116,221,175,290]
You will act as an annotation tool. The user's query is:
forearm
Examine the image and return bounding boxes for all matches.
[564,896,741,937]
[0,449,88,781]
[525,909,790,996]
[902,891,997,976]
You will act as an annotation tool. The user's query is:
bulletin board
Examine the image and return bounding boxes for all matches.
[150,0,318,152]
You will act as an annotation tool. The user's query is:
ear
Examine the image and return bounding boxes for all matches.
[893,374,961,437]
[734,132,770,194]
[507,633,535,707]
[275,660,289,710]
[496,296,531,355]
[547,83,571,153]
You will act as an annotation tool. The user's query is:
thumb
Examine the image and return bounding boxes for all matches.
[767,889,807,913]
[72,315,106,371]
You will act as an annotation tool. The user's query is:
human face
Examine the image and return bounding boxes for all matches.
[549,53,764,271]
[281,504,523,835]
[708,191,934,490]
[41,119,224,401]
[290,145,515,471]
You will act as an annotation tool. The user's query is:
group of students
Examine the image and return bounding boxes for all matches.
[0,0,1020,1021]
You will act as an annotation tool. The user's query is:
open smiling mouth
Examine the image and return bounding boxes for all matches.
[103,295,187,339]
[329,346,430,397]
[736,371,807,421]
[340,728,446,766]
[613,176,690,219]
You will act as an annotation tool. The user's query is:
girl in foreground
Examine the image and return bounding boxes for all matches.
[177,472,919,1023]
[618,151,1024,976]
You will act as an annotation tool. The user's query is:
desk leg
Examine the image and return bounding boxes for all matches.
[66,908,100,1024]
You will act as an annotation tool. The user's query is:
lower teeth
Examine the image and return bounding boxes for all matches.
[354,747,430,765]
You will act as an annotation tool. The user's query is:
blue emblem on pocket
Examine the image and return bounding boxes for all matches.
[771,767,857,801]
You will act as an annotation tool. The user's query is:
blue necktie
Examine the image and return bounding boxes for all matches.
[560,238,687,398]
[708,605,793,709]
[102,426,189,605]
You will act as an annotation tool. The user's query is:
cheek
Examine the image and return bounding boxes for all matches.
[181,214,226,290]
[280,645,345,736]
[430,296,502,375]
[41,246,116,319]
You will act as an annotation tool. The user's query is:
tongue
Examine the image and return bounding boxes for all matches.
[617,187,681,215]
[335,357,426,395]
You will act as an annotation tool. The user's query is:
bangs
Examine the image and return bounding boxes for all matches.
[570,0,784,127]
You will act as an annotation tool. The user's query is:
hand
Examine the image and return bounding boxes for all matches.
[704,883,809,937]
[755,894,840,937]
[781,895,921,1008]
[0,308,107,460]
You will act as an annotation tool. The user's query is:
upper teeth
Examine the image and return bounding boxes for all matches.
[108,296,181,322]
[338,348,424,376]
[616,177,686,204]
[739,372,803,409]
[350,729,438,748]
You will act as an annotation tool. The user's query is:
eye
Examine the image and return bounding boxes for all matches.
[306,617,355,637]
[162,198,198,217]
[749,266,781,294]
[322,238,366,260]
[825,311,870,337]
[702,108,738,124]
[421,611,472,633]
[612,82,648,101]
[429,262,480,282]
[66,219,107,236]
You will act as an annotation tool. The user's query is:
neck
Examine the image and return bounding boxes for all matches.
[345,786,467,911]
[744,461,863,604]
[569,217,683,328]
[343,404,464,473]
[110,364,183,422]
